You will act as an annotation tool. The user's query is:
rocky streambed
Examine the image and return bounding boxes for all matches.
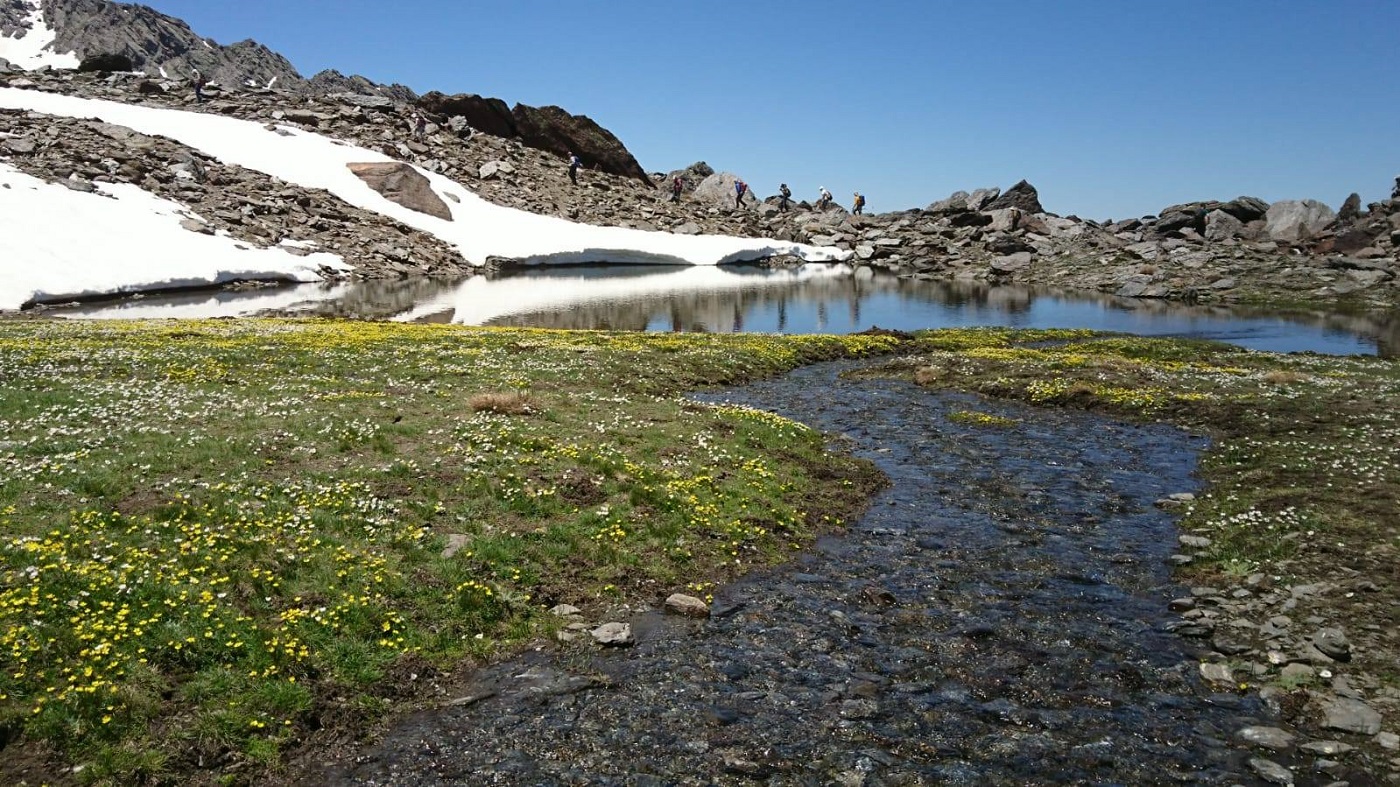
[307,361,1376,785]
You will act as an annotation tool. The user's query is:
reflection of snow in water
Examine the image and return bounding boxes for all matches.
[391,263,854,325]
[58,282,354,320]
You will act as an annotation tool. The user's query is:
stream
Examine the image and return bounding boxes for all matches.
[318,360,1280,785]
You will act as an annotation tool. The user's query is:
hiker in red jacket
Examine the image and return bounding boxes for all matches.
[671,176,683,203]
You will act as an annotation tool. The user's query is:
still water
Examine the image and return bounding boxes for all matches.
[53,263,1397,356]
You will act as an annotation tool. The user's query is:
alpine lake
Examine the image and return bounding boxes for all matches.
[45,262,1400,356]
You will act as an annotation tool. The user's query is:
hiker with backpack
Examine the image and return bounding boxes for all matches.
[817,186,832,210]
[734,179,749,209]
[852,192,866,215]
[568,152,582,185]
[671,176,683,203]
[779,183,791,212]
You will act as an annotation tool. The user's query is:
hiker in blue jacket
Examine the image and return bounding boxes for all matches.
[568,153,582,185]
[734,179,749,208]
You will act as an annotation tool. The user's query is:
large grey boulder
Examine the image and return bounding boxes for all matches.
[1265,199,1336,242]
[692,172,756,208]
[347,162,453,221]
[1204,210,1244,241]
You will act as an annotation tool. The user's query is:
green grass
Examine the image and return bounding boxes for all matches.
[0,319,894,784]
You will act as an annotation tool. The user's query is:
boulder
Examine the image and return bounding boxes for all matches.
[1220,196,1270,223]
[990,252,1032,274]
[660,161,715,195]
[928,187,1000,213]
[692,172,755,208]
[965,187,1001,211]
[985,208,1021,232]
[347,162,453,221]
[1265,199,1336,243]
[1337,192,1362,224]
[984,180,1044,213]
[1203,210,1244,242]
[928,190,971,213]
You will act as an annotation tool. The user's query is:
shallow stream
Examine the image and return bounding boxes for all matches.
[319,360,1288,784]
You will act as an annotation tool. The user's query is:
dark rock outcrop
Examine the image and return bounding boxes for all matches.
[414,93,649,184]
[984,180,1044,213]
[510,103,650,185]
[76,52,131,73]
[417,91,516,138]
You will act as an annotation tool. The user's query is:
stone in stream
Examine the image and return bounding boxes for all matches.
[1299,740,1354,756]
[1249,757,1294,785]
[1237,726,1295,751]
[590,622,634,647]
[664,593,710,618]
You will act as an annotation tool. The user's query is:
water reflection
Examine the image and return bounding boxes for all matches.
[53,264,1397,357]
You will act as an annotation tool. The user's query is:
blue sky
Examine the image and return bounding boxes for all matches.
[138,0,1399,220]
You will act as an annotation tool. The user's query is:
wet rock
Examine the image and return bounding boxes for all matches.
[589,622,634,647]
[1237,726,1295,750]
[1199,662,1234,684]
[1300,740,1355,756]
[1178,534,1212,549]
[1249,757,1294,785]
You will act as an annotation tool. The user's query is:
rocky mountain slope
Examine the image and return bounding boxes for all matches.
[2,0,1397,314]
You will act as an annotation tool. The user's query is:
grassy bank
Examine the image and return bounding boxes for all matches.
[0,319,894,783]
[3,320,1396,783]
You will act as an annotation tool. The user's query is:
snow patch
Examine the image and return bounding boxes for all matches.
[0,164,349,309]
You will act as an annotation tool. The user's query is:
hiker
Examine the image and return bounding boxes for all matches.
[779,183,791,212]
[671,176,683,203]
[852,192,866,215]
[568,152,582,185]
[1392,176,1400,201]
[413,113,427,140]
[734,179,749,208]
[192,71,205,103]
[817,186,832,210]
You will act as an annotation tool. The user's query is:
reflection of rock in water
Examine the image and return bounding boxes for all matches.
[482,273,1034,333]
[261,277,468,321]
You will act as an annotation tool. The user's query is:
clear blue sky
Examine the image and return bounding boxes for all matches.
[139,0,1399,220]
